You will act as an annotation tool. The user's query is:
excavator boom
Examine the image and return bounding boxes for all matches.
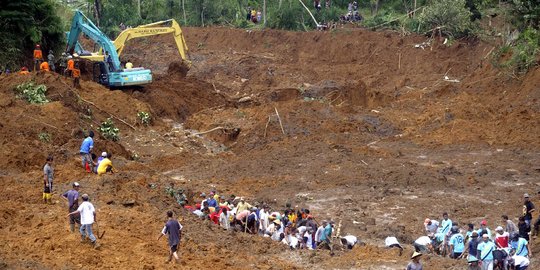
[79,19,190,68]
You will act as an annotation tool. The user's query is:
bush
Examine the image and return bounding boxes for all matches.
[98,118,120,141]
[419,0,473,38]
[14,82,49,104]
[137,111,152,126]
[38,132,51,143]
[494,27,540,73]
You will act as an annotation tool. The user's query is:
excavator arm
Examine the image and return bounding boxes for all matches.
[66,10,122,71]
[79,19,190,67]
[114,19,189,61]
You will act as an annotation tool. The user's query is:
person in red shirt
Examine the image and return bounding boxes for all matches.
[494,226,509,249]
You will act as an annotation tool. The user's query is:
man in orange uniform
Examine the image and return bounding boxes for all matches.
[19,67,30,75]
[39,61,50,72]
[72,62,81,88]
[33,44,43,71]
[66,56,75,77]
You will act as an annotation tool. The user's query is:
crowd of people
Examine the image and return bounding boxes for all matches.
[396,197,538,270]
[183,192,359,255]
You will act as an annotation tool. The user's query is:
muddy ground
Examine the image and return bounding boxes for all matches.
[0,26,539,269]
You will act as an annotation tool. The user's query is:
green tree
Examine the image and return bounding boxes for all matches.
[419,0,473,38]
[0,0,64,70]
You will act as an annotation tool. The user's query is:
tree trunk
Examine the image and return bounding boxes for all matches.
[182,0,187,25]
[263,0,267,27]
[137,0,141,19]
[94,0,101,26]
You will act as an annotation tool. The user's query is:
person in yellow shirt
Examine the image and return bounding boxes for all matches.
[236,198,252,213]
[97,153,115,176]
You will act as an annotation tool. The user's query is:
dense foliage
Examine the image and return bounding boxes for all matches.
[0,0,64,70]
[1,0,540,72]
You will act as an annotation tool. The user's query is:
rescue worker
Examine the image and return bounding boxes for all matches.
[72,62,81,88]
[58,53,67,76]
[47,50,55,72]
[62,182,81,232]
[125,60,133,69]
[66,55,74,77]
[39,61,50,72]
[19,67,30,75]
[33,44,43,71]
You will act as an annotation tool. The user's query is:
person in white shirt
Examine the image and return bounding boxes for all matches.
[414,235,434,253]
[424,218,439,234]
[315,220,327,246]
[219,208,230,230]
[512,255,529,269]
[258,205,269,235]
[68,194,99,248]
[385,236,403,255]
[340,235,358,249]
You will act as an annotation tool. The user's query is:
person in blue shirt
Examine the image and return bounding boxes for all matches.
[477,234,495,270]
[440,212,452,256]
[319,220,334,255]
[79,131,95,173]
[461,231,480,260]
[510,232,531,258]
[449,226,465,259]
[477,220,492,240]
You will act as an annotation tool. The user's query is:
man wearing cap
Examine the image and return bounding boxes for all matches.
[236,197,252,213]
[97,153,115,176]
[523,193,535,226]
[68,194,99,248]
[461,231,480,260]
[93,152,107,174]
[406,252,423,270]
[494,226,509,249]
[477,220,492,240]
[477,234,495,270]
[62,182,81,232]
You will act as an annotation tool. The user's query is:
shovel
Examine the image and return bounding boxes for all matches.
[94,222,106,239]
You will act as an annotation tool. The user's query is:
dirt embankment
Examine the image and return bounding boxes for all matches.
[1,26,539,269]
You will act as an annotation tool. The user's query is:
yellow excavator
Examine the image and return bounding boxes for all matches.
[79,19,190,69]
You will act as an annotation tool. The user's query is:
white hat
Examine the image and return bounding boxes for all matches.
[101,152,107,157]
[482,234,489,238]
[73,182,80,187]
[495,226,503,231]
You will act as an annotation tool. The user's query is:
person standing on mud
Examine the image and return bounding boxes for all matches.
[523,193,535,227]
[79,131,94,173]
[477,234,495,270]
[47,51,55,72]
[62,182,81,232]
[43,156,54,204]
[157,211,183,264]
[68,194,99,248]
[440,212,452,256]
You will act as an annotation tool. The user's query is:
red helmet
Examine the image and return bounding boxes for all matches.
[21,67,28,71]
